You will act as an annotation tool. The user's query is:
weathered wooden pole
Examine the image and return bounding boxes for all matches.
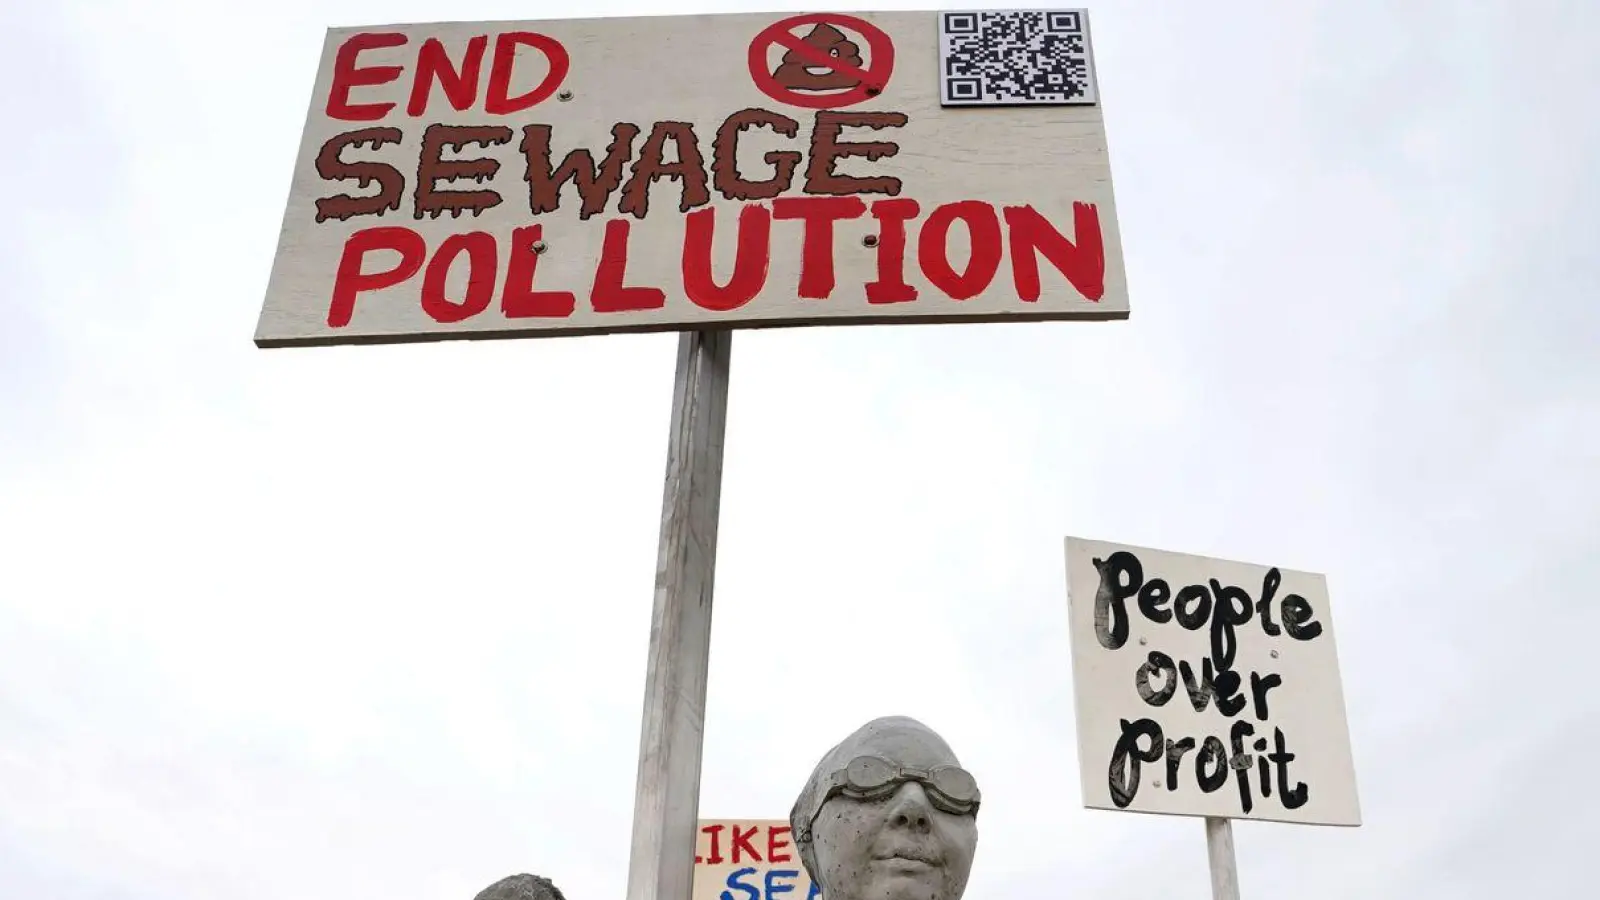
[1206,817,1241,900]
[623,329,733,900]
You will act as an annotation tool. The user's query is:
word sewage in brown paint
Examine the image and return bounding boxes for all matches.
[314,127,406,222]
[312,107,910,227]
[522,122,639,219]
[415,124,513,220]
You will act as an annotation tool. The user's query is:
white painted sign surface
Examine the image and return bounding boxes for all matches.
[254,10,1128,348]
[1063,537,1362,827]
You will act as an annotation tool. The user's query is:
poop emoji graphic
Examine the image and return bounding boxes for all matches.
[771,24,865,91]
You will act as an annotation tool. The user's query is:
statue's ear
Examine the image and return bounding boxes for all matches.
[796,831,823,892]
[474,873,567,900]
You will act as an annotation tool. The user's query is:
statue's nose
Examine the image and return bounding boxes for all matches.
[885,783,933,833]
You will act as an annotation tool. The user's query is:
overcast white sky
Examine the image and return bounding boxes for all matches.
[3,0,1597,897]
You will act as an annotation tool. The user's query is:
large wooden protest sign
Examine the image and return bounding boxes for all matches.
[692,820,818,900]
[253,10,1127,347]
[1063,537,1361,828]
[253,12,1135,900]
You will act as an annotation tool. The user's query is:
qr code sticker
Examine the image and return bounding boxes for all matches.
[939,9,1099,107]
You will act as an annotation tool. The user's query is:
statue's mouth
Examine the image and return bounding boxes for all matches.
[877,849,938,866]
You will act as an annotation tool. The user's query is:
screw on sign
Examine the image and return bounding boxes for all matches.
[747,13,895,109]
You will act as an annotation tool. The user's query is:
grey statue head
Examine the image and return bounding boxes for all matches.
[789,716,980,900]
[474,874,566,900]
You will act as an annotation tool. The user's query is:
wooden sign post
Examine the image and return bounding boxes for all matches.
[624,330,733,900]
[254,10,1129,900]
[1205,817,1240,900]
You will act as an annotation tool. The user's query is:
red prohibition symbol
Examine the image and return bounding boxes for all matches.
[747,13,896,109]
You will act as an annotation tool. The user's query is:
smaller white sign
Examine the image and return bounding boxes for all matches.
[1063,537,1361,827]
[693,820,817,900]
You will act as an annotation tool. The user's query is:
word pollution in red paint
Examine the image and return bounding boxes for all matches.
[748,13,896,109]
[322,196,1106,329]
[324,30,569,121]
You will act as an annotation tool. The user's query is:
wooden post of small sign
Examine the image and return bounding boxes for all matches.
[623,329,733,900]
[1205,817,1241,900]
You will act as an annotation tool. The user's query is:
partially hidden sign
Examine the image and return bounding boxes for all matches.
[254,10,1127,348]
[1063,538,1362,827]
[692,820,818,900]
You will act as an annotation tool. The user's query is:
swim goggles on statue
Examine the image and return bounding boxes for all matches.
[795,755,981,842]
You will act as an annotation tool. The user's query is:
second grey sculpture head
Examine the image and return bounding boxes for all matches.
[789,716,980,900]
[473,874,566,900]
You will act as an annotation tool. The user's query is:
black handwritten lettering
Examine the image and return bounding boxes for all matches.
[1196,737,1228,793]
[1282,594,1323,641]
[1229,720,1256,814]
[1092,552,1142,650]
[1209,578,1252,669]
[1108,718,1163,808]
[1255,737,1272,798]
[1175,657,1248,718]
[1270,728,1309,809]
[1178,658,1215,712]
[1138,578,1173,624]
[1093,555,1323,649]
[1214,667,1248,717]
[1249,671,1283,721]
[1165,737,1196,791]
[1173,583,1212,631]
[1091,551,1326,818]
[1135,651,1177,707]
[1106,717,1311,815]
[1256,568,1283,636]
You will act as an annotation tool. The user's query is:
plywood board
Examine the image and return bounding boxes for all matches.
[254,10,1127,347]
